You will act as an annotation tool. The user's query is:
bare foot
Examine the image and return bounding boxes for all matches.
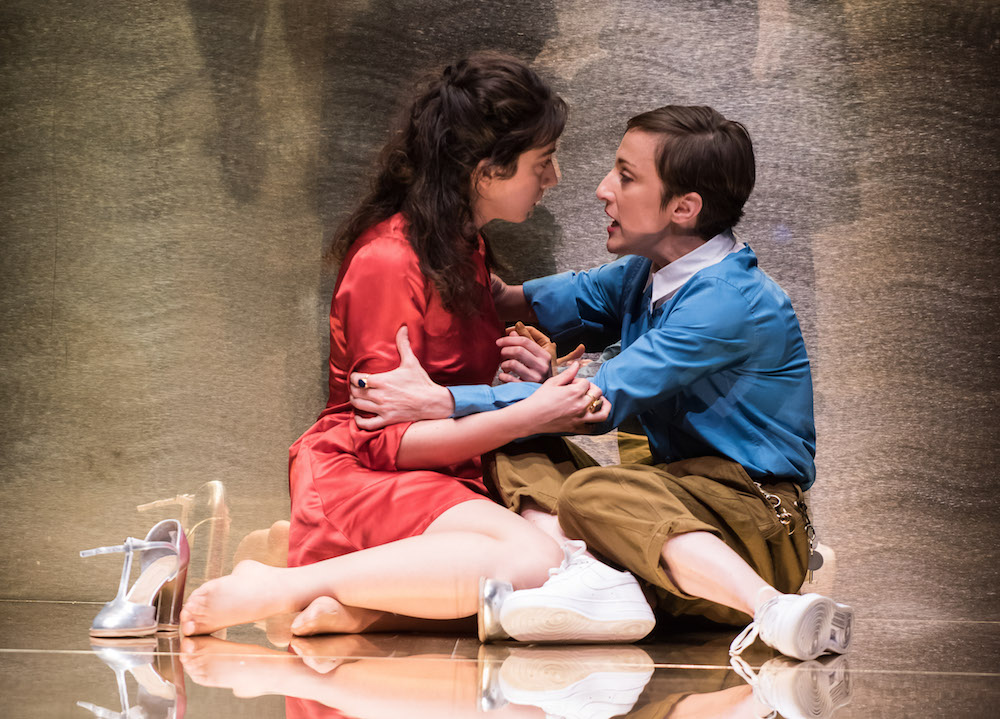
[290,596,477,637]
[180,560,293,635]
[290,632,404,674]
[290,595,385,636]
[180,635,292,698]
[265,612,298,648]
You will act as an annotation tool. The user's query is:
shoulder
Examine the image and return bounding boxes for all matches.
[691,248,782,302]
[672,250,801,341]
[668,262,757,337]
[343,214,420,278]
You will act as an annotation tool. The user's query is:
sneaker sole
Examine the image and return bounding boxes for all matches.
[789,596,853,660]
[501,606,655,643]
[499,646,654,691]
[756,654,853,719]
[499,669,655,714]
[826,603,853,654]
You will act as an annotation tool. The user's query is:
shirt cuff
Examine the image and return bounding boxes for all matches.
[448,382,539,418]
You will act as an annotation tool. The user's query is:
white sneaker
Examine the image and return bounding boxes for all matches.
[498,541,656,643]
[731,654,853,719]
[498,645,654,719]
[729,592,854,661]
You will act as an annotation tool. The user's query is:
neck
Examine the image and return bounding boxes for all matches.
[650,231,707,271]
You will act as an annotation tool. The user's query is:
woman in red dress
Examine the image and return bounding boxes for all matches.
[180,54,609,636]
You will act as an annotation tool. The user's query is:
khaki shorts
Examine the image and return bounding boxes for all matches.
[485,435,811,626]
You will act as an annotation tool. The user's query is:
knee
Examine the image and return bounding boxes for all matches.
[494,534,563,590]
[555,467,615,518]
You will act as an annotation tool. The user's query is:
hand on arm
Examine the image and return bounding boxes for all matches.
[395,363,611,469]
[349,326,455,430]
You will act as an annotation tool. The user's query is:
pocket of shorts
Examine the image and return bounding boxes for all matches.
[739,482,789,540]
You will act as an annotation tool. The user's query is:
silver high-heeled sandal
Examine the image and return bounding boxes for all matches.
[80,519,190,637]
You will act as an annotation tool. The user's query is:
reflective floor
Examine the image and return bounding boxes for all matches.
[3,0,1000,716]
[2,601,998,718]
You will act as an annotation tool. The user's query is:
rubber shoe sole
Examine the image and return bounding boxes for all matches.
[783,594,854,660]
[501,604,654,643]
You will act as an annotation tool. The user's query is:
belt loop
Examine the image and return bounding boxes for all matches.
[752,480,794,535]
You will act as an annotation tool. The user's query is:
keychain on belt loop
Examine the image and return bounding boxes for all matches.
[754,480,823,581]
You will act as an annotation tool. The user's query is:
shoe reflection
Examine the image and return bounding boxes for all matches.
[79,635,186,719]
[137,480,231,587]
[731,654,852,719]
[179,635,852,719]
[485,645,655,719]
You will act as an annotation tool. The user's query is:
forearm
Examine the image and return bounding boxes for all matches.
[395,403,537,469]
[493,282,537,324]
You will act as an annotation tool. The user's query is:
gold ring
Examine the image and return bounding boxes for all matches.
[358,375,370,389]
[586,395,603,414]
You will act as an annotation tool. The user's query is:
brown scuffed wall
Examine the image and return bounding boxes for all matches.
[1,0,998,645]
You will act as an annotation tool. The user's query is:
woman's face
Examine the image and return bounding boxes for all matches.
[596,129,675,258]
[473,143,561,227]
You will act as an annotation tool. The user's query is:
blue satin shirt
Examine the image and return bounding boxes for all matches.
[449,246,817,488]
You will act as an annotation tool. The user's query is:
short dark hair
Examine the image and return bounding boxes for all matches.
[626,106,755,239]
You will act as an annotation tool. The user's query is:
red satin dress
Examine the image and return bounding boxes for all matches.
[287,214,502,567]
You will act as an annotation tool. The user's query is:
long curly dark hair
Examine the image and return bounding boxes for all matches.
[329,53,567,316]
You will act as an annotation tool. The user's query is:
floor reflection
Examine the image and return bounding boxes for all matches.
[78,635,185,719]
[171,632,852,719]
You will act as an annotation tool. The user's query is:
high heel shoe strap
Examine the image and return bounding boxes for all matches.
[76,700,118,719]
[80,538,177,558]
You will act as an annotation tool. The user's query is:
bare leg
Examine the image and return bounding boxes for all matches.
[180,636,299,698]
[181,499,563,635]
[519,501,569,541]
[661,531,778,618]
[184,634,543,718]
[668,684,772,719]
[291,595,476,636]
[520,500,599,561]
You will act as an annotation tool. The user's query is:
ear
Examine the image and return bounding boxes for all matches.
[472,158,496,195]
[669,192,703,228]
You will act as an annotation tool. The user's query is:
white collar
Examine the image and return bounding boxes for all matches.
[648,230,743,311]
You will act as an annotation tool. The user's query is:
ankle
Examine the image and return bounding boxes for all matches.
[753,586,781,616]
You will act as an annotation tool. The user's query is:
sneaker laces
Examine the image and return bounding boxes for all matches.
[729,592,782,657]
[729,656,778,719]
[547,540,590,578]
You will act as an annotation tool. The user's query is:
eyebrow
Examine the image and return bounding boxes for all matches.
[539,143,557,157]
[616,156,636,170]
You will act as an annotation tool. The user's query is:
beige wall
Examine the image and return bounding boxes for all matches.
[1,0,997,623]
